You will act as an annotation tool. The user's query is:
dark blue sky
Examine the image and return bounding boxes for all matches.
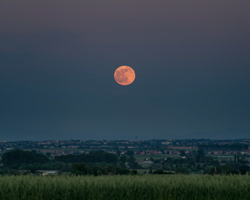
[0,0,250,141]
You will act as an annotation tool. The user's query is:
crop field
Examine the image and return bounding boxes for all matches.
[0,175,249,200]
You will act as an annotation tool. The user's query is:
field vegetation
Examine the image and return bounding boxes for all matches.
[0,175,250,200]
[1,148,250,199]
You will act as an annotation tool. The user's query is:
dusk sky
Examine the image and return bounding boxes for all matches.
[0,0,250,141]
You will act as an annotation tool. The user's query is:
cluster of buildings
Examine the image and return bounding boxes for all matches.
[0,139,250,157]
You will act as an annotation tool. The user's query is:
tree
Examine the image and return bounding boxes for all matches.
[116,150,121,157]
[128,156,136,169]
[175,167,190,174]
[240,168,247,175]
[240,164,250,175]
[127,156,141,169]
[106,164,116,175]
[119,155,127,168]
[197,149,205,157]
[119,155,127,163]
[115,166,130,175]
[154,159,161,164]
[196,150,205,163]
[55,151,118,164]
[2,149,49,167]
[46,152,51,157]
[72,163,93,175]
[71,163,130,176]
[222,164,239,175]
[126,151,134,156]
[237,155,240,162]
[92,165,107,176]
[128,155,135,163]
[154,170,166,174]
[179,150,186,157]
[131,169,138,175]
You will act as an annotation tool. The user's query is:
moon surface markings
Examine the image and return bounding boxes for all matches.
[114,66,135,86]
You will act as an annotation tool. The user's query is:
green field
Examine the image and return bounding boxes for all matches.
[0,175,249,200]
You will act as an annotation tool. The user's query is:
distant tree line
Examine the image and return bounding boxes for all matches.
[71,163,138,176]
[0,149,142,176]
[54,151,118,165]
[2,149,49,167]
[1,149,249,176]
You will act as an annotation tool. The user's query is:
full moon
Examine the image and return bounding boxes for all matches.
[114,66,136,86]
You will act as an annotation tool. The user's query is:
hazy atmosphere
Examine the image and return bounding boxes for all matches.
[0,0,250,140]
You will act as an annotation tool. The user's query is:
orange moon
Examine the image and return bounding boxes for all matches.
[114,66,136,86]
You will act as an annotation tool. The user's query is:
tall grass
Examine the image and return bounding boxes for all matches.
[0,175,249,200]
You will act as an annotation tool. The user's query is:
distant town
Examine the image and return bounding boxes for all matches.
[1,138,250,157]
[1,138,250,177]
